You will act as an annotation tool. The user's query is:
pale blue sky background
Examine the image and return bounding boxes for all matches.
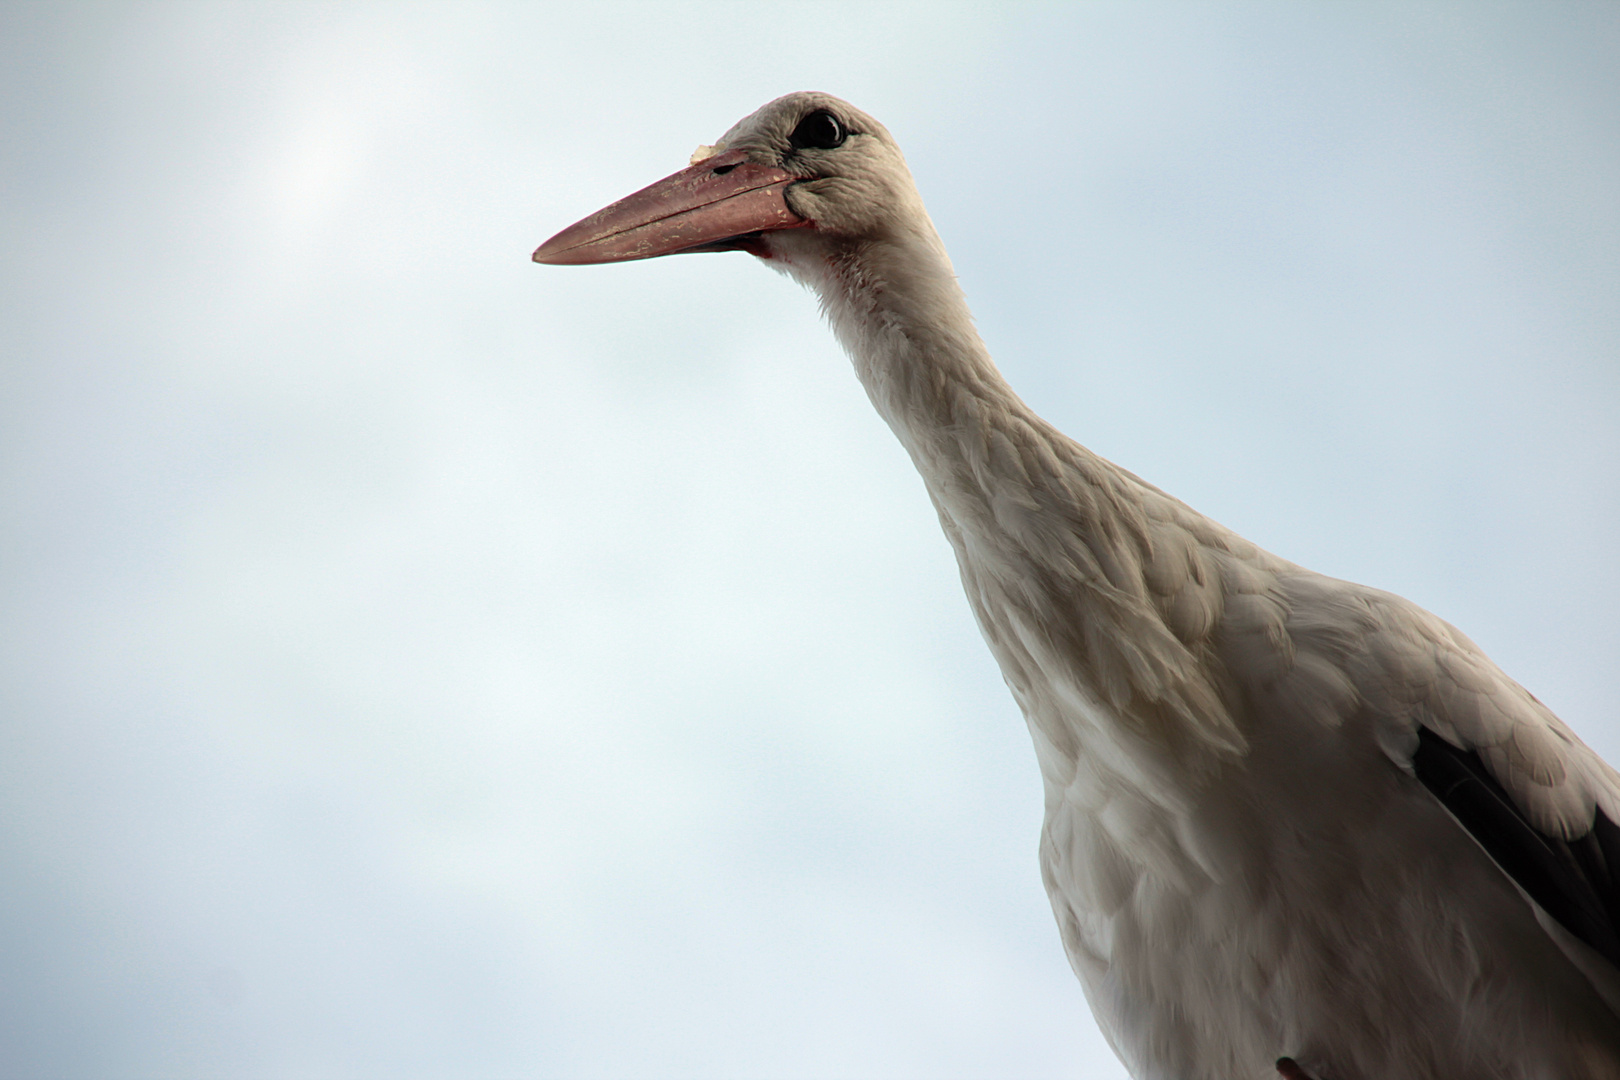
[1,3,1617,1078]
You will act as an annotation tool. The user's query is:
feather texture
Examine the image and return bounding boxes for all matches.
[545,92,1620,1080]
[714,92,1620,1078]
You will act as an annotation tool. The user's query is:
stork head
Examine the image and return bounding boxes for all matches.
[532,93,929,272]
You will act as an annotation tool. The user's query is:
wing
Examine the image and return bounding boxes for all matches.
[1410,726,1620,967]
[1129,486,1620,1015]
[1285,571,1620,987]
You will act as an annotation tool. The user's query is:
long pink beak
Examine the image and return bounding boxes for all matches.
[533,149,808,265]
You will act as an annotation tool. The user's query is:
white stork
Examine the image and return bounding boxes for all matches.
[533,93,1620,1079]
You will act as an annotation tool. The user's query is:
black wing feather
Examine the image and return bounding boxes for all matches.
[1411,727,1620,969]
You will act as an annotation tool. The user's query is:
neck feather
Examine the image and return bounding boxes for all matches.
[808,226,1028,476]
[797,224,1098,548]
[787,224,1248,774]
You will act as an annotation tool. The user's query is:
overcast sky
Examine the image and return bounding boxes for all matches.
[2,3,1617,1078]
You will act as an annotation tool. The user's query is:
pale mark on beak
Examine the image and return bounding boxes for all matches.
[689,144,723,165]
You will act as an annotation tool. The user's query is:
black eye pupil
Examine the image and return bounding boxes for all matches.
[789,110,847,151]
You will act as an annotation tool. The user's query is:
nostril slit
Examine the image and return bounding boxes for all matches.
[712,163,738,175]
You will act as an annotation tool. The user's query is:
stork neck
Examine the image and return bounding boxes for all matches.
[801,225,1248,774]
[814,230,1036,478]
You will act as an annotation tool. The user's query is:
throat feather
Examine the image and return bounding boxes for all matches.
[806,235,1247,774]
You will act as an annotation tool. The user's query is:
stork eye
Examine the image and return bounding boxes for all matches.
[789,110,847,151]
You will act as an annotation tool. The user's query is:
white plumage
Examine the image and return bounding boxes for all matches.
[535,93,1620,1079]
